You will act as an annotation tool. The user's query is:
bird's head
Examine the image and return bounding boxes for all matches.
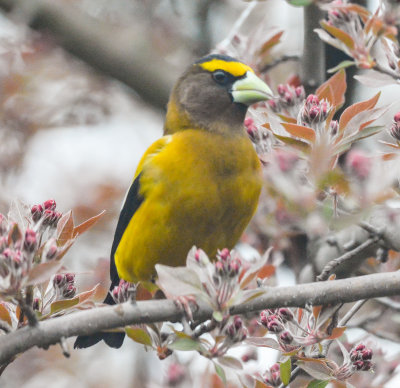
[164,54,273,135]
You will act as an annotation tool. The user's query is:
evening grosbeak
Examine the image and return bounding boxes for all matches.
[74,54,272,349]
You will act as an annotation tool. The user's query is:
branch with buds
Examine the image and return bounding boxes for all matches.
[1,270,400,365]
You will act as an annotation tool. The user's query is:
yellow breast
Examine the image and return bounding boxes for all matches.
[114,130,262,282]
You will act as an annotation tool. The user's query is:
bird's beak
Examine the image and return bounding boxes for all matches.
[231,71,273,105]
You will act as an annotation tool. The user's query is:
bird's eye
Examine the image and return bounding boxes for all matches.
[212,70,229,85]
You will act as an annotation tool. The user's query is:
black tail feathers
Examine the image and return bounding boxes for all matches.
[73,275,125,349]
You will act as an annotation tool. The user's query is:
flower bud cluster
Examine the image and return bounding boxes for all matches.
[31,199,62,227]
[244,117,270,156]
[213,249,242,279]
[225,316,248,342]
[350,343,373,371]
[260,308,293,334]
[112,279,135,303]
[389,112,400,141]
[263,363,281,387]
[53,273,76,299]
[299,94,330,127]
[266,84,305,117]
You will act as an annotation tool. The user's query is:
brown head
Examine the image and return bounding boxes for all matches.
[164,54,272,135]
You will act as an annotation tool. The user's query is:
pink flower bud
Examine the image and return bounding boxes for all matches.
[278,308,293,322]
[218,248,230,261]
[53,274,66,288]
[167,363,186,386]
[267,319,284,333]
[277,84,288,96]
[361,360,373,371]
[394,112,400,123]
[362,349,373,360]
[284,91,293,104]
[267,99,278,112]
[244,117,254,127]
[24,229,37,252]
[295,86,305,99]
[279,330,293,344]
[214,261,224,276]
[63,284,76,298]
[354,360,364,370]
[43,199,56,210]
[346,150,371,180]
[306,94,319,105]
[46,245,58,260]
[309,105,320,120]
[31,204,43,222]
[330,120,339,136]
[65,273,75,284]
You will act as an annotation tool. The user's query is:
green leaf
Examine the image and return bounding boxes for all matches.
[214,362,227,385]
[50,298,79,315]
[307,380,330,388]
[218,356,243,370]
[168,337,203,352]
[125,327,152,346]
[280,357,292,386]
[273,133,311,153]
[328,60,355,73]
[288,0,313,6]
[212,310,223,322]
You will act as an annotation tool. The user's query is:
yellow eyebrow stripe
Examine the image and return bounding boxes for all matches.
[199,59,254,77]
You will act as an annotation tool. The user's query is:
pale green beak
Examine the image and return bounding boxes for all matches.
[231,71,273,105]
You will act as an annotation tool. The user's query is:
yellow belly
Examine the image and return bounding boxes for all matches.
[114,130,262,282]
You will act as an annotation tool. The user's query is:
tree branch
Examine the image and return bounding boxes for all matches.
[1,271,400,364]
[302,5,326,93]
[0,0,180,109]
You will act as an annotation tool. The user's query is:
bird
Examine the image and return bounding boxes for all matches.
[74,54,272,349]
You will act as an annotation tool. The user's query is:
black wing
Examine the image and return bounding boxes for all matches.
[74,173,143,349]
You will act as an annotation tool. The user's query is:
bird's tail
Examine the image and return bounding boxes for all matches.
[73,276,125,349]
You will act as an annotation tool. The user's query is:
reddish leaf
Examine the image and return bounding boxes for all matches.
[346,4,370,19]
[57,211,74,246]
[282,123,316,143]
[257,264,276,279]
[73,210,106,238]
[317,70,346,109]
[0,303,11,326]
[258,31,284,56]
[326,326,346,340]
[313,305,322,320]
[78,283,100,304]
[26,261,63,286]
[339,92,380,132]
[320,21,355,50]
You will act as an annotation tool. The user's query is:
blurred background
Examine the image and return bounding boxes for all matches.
[0,1,304,387]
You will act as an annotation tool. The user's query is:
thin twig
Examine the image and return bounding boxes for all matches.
[16,292,38,327]
[192,319,217,338]
[218,0,257,51]
[374,296,400,312]
[317,237,378,281]
[339,299,368,326]
[259,54,300,73]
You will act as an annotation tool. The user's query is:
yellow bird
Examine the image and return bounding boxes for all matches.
[74,54,272,349]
